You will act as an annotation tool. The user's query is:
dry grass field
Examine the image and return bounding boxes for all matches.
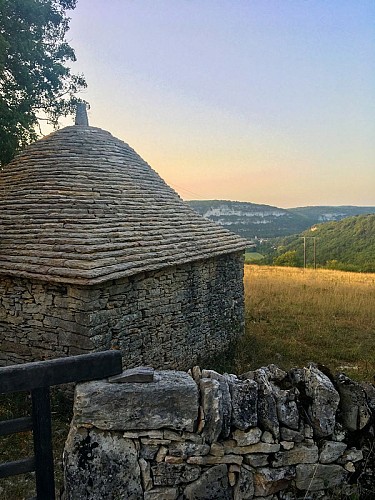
[1,265,374,498]
[235,265,375,382]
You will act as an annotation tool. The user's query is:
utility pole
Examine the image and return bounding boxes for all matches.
[300,236,318,269]
[303,236,306,269]
[313,237,317,269]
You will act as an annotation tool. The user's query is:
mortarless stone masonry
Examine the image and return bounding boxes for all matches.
[0,252,244,369]
[64,364,375,499]
[0,111,246,368]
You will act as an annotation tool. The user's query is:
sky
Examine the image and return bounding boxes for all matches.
[60,0,374,208]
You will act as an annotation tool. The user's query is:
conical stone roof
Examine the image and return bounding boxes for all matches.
[0,124,246,285]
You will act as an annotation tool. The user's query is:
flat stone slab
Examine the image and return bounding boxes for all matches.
[184,464,232,500]
[295,464,347,491]
[64,427,142,499]
[108,366,155,383]
[73,370,199,431]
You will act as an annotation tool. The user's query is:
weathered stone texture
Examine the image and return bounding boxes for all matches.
[290,365,340,437]
[63,427,142,499]
[335,373,372,431]
[295,463,348,491]
[0,125,247,286]
[184,464,231,500]
[73,371,198,431]
[254,466,296,496]
[234,465,254,499]
[228,376,258,430]
[319,441,347,464]
[63,364,371,499]
[0,252,244,369]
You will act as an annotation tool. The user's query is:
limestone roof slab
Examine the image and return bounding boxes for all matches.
[0,125,246,284]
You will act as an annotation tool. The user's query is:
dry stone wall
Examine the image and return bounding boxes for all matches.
[0,252,244,370]
[63,363,375,499]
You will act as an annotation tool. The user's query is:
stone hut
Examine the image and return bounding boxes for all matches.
[0,108,246,369]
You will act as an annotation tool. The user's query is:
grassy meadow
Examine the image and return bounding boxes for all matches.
[1,264,374,498]
[244,251,264,263]
[235,265,375,382]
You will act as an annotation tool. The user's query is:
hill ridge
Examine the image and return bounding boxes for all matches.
[187,200,375,240]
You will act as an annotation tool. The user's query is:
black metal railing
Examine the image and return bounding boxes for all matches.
[0,351,122,499]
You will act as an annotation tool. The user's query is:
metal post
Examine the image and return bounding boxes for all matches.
[31,386,55,500]
[303,237,306,269]
[313,237,316,269]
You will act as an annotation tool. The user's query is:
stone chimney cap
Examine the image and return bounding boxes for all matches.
[75,102,89,126]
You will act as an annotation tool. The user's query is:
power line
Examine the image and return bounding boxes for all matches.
[169,182,205,199]
[299,236,319,269]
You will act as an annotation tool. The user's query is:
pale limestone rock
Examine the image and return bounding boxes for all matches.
[74,371,198,431]
[244,454,269,467]
[108,366,154,383]
[184,464,231,500]
[254,369,279,439]
[144,488,179,500]
[345,462,356,472]
[280,427,304,443]
[197,405,205,433]
[181,431,204,444]
[141,438,171,446]
[164,430,183,441]
[254,467,295,496]
[156,445,168,463]
[209,442,225,457]
[234,465,254,500]
[168,441,210,458]
[295,464,347,491]
[228,471,237,486]
[227,376,258,430]
[280,441,294,451]
[240,370,255,380]
[187,454,243,466]
[233,427,262,446]
[319,441,347,464]
[304,424,314,439]
[229,464,241,473]
[263,364,288,382]
[200,378,223,444]
[274,387,300,431]
[140,444,159,460]
[272,444,318,467]
[290,365,339,437]
[191,366,202,384]
[224,441,280,455]
[139,458,153,491]
[123,430,164,439]
[261,431,274,443]
[165,456,184,464]
[338,448,363,464]
[202,370,232,438]
[151,462,200,486]
[335,374,371,431]
[332,423,346,442]
[63,427,142,499]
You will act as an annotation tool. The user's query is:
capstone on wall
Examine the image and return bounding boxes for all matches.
[0,252,244,369]
[64,364,375,499]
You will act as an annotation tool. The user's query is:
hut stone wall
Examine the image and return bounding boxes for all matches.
[0,252,244,369]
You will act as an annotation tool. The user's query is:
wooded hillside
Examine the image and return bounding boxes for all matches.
[265,214,375,272]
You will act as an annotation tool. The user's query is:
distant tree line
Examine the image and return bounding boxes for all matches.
[254,214,375,273]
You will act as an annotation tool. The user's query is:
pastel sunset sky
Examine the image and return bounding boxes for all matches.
[61,0,374,208]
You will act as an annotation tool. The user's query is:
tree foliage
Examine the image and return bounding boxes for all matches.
[0,0,86,165]
[264,215,375,273]
[273,250,300,267]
